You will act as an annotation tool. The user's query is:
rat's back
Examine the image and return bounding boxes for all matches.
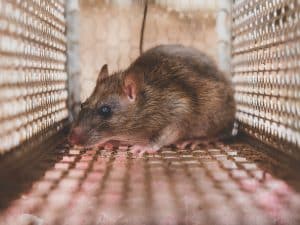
[129,44,226,83]
[127,44,235,140]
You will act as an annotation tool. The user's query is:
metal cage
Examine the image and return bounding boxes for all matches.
[0,0,69,154]
[0,1,300,225]
[232,0,300,160]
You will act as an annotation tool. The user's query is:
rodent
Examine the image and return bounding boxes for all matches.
[69,44,236,154]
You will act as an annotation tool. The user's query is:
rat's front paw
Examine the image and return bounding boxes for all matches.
[130,144,160,156]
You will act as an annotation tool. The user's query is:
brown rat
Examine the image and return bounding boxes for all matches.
[69,44,235,154]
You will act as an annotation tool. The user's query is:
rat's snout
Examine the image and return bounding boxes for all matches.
[69,127,87,146]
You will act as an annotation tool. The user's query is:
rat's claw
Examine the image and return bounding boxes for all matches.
[98,140,120,150]
[138,150,147,157]
[176,140,201,149]
[130,145,160,156]
[176,140,191,149]
[190,140,203,150]
[176,139,209,150]
[130,145,141,154]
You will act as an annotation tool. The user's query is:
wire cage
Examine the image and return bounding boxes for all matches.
[0,1,300,225]
[0,0,69,154]
[232,0,300,160]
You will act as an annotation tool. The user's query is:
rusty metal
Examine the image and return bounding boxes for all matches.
[0,0,69,154]
[232,0,300,159]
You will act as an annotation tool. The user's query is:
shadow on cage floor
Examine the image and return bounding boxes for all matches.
[0,138,300,225]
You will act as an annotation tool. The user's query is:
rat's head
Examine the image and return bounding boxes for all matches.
[69,64,145,147]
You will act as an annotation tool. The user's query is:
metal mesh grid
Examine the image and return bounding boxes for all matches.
[0,142,300,225]
[232,0,300,158]
[0,0,69,154]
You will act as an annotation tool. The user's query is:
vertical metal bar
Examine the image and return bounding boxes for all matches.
[216,0,232,77]
[66,0,81,121]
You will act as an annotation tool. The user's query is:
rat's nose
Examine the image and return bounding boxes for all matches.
[69,127,87,145]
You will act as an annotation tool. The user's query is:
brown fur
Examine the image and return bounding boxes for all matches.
[71,44,235,148]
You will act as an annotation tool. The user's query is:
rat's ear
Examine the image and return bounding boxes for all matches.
[123,72,144,102]
[97,64,109,82]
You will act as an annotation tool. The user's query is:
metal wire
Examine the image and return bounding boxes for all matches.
[1,142,300,225]
[232,0,300,158]
[0,0,68,154]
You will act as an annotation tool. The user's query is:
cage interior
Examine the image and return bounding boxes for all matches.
[0,1,300,225]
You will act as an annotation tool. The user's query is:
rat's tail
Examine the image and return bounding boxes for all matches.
[139,0,148,55]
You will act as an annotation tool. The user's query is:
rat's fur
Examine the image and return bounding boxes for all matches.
[70,45,235,152]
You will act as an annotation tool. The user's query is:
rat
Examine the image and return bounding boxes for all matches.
[69,44,236,154]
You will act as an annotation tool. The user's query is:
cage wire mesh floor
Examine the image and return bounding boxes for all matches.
[0,140,300,225]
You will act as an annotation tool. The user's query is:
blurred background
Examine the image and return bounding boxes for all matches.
[79,0,219,100]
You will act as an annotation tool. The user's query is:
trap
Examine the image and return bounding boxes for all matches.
[0,0,300,225]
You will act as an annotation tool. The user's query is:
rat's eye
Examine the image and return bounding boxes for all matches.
[98,105,112,118]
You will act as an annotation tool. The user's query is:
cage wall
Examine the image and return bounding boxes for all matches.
[0,0,69,154]
[232,0,300,159]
